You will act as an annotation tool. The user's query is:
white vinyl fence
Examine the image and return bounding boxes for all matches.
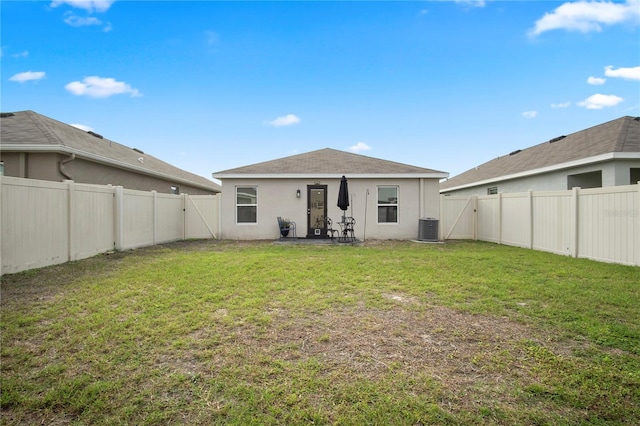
[440,184,640,266]
[0,176,219,275]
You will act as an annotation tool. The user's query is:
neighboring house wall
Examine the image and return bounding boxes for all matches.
[220,177,440,240]
[0,152,62,181]
[65,158,215,195]
[442,160,640,197]
[0,151,214,195]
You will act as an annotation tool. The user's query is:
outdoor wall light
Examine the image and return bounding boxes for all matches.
[296,189,301,198]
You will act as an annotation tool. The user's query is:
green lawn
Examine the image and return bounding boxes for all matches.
[1,240,639,425]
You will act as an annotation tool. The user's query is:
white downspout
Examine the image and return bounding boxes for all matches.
[59,153,75,180]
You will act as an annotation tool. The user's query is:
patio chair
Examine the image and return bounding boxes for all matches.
[277,216,297,240]
[339,216,356,242]
[326,217,339,241]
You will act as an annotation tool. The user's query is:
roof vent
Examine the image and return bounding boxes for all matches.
[549,135,566,143]
[0,112,15,118]
[133,148,144,154]
[87,131,103,139]
[509,149,522,156]
[138,157,144,164]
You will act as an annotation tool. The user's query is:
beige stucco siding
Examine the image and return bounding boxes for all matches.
[219,177,441,240]
[65,158,214,195]
[0,152,62,180]
[441,160,640,197]
[0,152,215,195]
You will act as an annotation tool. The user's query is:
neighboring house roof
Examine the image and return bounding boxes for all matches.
[1,110,220,193]
[213,148,448,179]
[440,116,640,192]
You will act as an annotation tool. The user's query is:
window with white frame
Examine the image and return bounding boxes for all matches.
[377,186,398,223]
[487,187,498,195]
[236,186,257,223]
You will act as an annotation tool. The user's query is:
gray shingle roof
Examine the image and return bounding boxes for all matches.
[214,148,447,178]
[440,116,640,191]
[1,110,220,193]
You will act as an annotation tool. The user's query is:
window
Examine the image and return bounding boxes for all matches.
[236,186,257,223]
[567,170,602,189]
[170,185,180,194]
[631,168,640,185]
[487,187,498,195]
[378,186,398,223]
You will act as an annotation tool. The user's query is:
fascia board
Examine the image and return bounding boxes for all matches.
[213,172,450,180]
[440,152,640,193]
[1,144,220,193]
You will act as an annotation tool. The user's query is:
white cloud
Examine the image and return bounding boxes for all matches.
[587,76,606,85]
[551,101,571,108]
[604,65,640,80]
[522,111,538,119]
[455,0,486,8]
[50,0,115,13]
[577,93,624,109]
[9,71,46,83]
[64,13,102,27]
[70,123,94,132]
[529,1,640,37]
[265,114,301,127]
[65,76,142,98]
[349,142,372,153]
[12,50,29,58]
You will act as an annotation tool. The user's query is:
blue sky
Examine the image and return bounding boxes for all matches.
[2,1,639,182]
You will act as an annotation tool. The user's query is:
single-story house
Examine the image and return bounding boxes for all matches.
[440,116,640,196]
[0,110,221,195]
[213,148,448,240]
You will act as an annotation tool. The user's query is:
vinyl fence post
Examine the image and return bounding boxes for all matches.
[0,176,3,277]
[152,190,158,246]
[528,190,534,250]
[636,182,640,266]
[114,186,124,250]
[217,193,222,240]
[497,192,503,245]
[439,194,444,241]
[182,193,187,241]
[570,187,580,259]
[66,180,76,262]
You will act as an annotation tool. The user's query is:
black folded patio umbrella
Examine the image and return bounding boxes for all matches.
[337,175,349,220]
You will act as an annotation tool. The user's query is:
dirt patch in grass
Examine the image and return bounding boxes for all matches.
[194,299,559,412]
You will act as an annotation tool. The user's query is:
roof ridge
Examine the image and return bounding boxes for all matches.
[619,116,636,151]
[26,110,65,146]
[214,147,446,176]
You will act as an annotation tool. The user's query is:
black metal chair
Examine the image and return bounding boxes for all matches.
[277,216,296,240]
[326,217,339,241]
[339,216,356,242]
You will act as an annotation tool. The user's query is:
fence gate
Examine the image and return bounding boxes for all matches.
[440,195,476,240]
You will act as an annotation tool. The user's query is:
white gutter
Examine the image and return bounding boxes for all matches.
[213,172,450,180]
[440,152,640,193]
[1,144,220,193]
